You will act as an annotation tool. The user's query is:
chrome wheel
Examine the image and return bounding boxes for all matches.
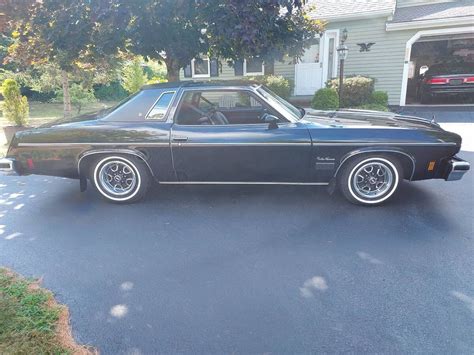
[352,161,393,199]
[98,160,137,196]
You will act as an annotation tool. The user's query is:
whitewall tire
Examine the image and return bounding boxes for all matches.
[91,155,151,203]
[339,155,402,206]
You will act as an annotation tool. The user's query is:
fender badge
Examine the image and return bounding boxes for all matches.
[317,156,335,161]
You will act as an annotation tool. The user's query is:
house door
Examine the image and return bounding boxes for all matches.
[294,31,339,96]
[294,39,322,95]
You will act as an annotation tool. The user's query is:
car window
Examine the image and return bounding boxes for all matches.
[198,91,262,110]
[147,91,175,120]
[175,90,277,125]
[104,89,162,121]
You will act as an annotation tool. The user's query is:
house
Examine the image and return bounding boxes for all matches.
[180,0,474,106]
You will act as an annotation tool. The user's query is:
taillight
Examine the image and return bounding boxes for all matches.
[464,76,474,83]
[426,77,448,84]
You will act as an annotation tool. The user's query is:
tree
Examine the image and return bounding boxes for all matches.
[198,0,323,63]
[55,83,96,114]
[7,0,123,117]
[121,58,147,94]
[0,78,29,126]
[124,0,204,81]
[123,0,322,81]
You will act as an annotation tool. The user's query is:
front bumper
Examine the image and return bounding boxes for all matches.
[0,158,18,176]
[444,157,470,181]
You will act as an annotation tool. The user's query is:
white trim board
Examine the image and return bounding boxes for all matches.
[387,17,474,31]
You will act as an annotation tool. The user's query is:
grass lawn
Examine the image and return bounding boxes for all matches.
[0,268,93,354]
[0,100,118,127]
[0,100,118,156]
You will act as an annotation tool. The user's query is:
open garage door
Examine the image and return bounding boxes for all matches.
[405,33,474,105]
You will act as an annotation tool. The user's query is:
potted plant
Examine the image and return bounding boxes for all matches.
[1,78,29,145]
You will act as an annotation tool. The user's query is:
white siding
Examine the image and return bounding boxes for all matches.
[326,18,470,105]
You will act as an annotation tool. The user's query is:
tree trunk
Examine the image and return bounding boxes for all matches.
[61,70,72,117]
[165,59,180,82]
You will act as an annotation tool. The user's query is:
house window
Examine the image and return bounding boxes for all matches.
[244,58,265,76]
[191,57,210,78]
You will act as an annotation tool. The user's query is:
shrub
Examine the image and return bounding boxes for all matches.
[355,103,389,112]
[121,58,147,94]
[311,88,339,110]
[0,79,29,126]
[263,75,293,99]
[55,84,96,114]
[328,76,374,107]
[371,91,388,106]
[244,75,293,99]
[94,81,128,101]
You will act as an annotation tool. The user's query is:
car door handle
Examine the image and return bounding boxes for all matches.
[172,136,188,142]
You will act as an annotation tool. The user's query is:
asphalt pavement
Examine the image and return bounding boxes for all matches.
[0,115,473,353]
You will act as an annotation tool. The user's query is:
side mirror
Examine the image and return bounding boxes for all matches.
[264,114,279,129]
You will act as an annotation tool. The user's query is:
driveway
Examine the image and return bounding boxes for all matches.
[0,113,473,353]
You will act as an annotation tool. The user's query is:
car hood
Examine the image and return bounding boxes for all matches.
[301,109,442,130]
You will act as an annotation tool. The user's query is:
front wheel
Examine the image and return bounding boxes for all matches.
[91,155,151,203]
[339,156,402,206]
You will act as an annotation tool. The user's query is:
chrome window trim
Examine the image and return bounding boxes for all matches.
[333,149,417,181]
[145,90,177,120]
[170,87,294,125]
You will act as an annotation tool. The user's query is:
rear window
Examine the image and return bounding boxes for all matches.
[104,89,163,121]
[427,63,473,76]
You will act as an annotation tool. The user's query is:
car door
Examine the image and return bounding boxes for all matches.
[170,89,312,182]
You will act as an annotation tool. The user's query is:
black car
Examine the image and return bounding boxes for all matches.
[0,81,470,206]
[418,62,474,103]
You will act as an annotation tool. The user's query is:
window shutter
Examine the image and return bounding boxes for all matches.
[184,63,192,78]
[210,58,219,77]
[264,59,274,75]
[234,60,244,76]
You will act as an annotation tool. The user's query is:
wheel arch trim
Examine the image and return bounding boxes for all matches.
[333,148,416,181]
[77,149,155,178]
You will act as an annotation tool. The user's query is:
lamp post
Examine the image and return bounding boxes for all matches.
[337,28,349,106]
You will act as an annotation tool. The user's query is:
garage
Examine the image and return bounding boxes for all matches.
[405,34,474,105]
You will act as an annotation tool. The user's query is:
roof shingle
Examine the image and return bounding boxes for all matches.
[390,0,474,23]
[307,0,396,20]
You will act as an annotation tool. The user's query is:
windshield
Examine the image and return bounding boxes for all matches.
[257,86,302,121]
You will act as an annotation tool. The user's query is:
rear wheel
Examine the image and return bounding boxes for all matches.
[91,155,151,203]
[339,155,402,206]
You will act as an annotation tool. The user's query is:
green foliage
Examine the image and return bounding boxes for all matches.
[0,269,67,354]
[328,76,374,107]
[263,75,293,99]
[311,88,339,110]
[371,91,389,106]
[0,79,29,126]
[355,104,390,112]
[121,59,147,94]
[55,83,97,114]
[94,81,128,101]
[245,75,293,99]
[199,0,324,63]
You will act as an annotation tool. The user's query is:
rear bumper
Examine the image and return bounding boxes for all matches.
[444,157,470,181]
[0,158,18,176]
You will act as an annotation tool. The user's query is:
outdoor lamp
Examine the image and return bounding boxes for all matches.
[336,44,349,60]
